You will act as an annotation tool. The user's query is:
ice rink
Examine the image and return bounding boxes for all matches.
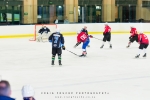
[0,34,150,100]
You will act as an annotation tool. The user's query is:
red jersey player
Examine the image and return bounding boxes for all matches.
[74,26,89,48]
[100,23,112,49]
[77,31,93,57]
[126,26,138,48]
[135,32,149,58]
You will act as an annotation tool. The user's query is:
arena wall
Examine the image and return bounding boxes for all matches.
[0,23,150,38]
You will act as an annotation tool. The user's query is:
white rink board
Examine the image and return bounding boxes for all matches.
[0,23,150,36]
[0,34,150,100]
[0,25,34,35]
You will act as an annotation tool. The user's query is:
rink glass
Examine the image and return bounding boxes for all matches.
[0,0,149,25]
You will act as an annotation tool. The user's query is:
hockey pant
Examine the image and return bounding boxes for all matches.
[82,40,90,52]
[103,33,111,42]
[129,35,138,43]
[52,48,62,61]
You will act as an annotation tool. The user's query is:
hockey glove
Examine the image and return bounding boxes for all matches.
[62,46,66,50]
[103,32,105,36]
[129,36,132,39]
[89,35,93,38]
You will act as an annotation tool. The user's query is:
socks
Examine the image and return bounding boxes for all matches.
[138,49,143,55]
[52,55,55,61]
[143,48,146,54]
[102,42,105,46]
[108,42,112,46]
[58,55,61,61]
[102,42,112,46]
[128,42,131,45]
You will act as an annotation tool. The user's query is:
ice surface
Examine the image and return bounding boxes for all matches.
[0,34,150,100]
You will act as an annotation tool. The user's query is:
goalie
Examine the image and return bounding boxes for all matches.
[37,26,50,42]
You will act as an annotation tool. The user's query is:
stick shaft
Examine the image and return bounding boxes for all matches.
[66,49,78,56]
[93,37,102,41]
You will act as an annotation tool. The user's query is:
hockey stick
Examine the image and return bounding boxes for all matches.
[66,49,79,56]
[93,37,102,41]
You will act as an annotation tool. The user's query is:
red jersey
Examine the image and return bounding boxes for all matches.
[104,26,111,34]
[77,32,88,42]
[138,33,149,44]
[130,28,137,36]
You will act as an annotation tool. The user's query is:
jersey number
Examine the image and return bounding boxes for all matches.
[144,35,148,40]
[80,34,87,40]
[54,36,59,43]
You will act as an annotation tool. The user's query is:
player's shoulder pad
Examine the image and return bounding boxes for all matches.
[51,32,56,35]
[60,33,63,37]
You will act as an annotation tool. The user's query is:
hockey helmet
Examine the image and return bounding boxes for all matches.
[105,22,108,26]
[22,85,34,97]
[56,29,61,32]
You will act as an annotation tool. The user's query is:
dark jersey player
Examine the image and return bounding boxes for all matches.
[100,23,112,49]
[49,29,65,65]
[126,26,138,48]
[135,32,149,58]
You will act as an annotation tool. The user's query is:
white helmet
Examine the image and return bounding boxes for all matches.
[22,85,34,97]
[56,28,60,32]
[105,22,108,26]
[139,31,143,34]
[131,26,134,28]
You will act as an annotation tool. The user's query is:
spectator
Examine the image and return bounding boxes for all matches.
[64,16,69,24]
[0,80,15,100]
[53,17,59,24]
[2,13,7,22]
[96,14,100,23]
[139,18,144,22]
[22,85,35,100]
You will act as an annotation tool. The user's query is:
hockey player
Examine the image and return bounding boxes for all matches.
[100,23,112,48]
[37,26,50,42]
[126,26,138,48]
[77,31,93,57]
[135,32,149,58]
[49,29,65,65]
[74,26,90,48]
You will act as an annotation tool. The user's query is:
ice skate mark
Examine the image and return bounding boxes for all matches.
[13,75,150,91]
[127,47,138,49]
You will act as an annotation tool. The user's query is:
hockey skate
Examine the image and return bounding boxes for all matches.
[79,54,86,57]
[79,51,87,57]
[135,54,140,58]
[59,60,62,66]
[110,45,112,49]
[51,60,54,65]
[100,45,104,49]
[143,53,146,57]
[126,45,130,48]
[74,45,77,48]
